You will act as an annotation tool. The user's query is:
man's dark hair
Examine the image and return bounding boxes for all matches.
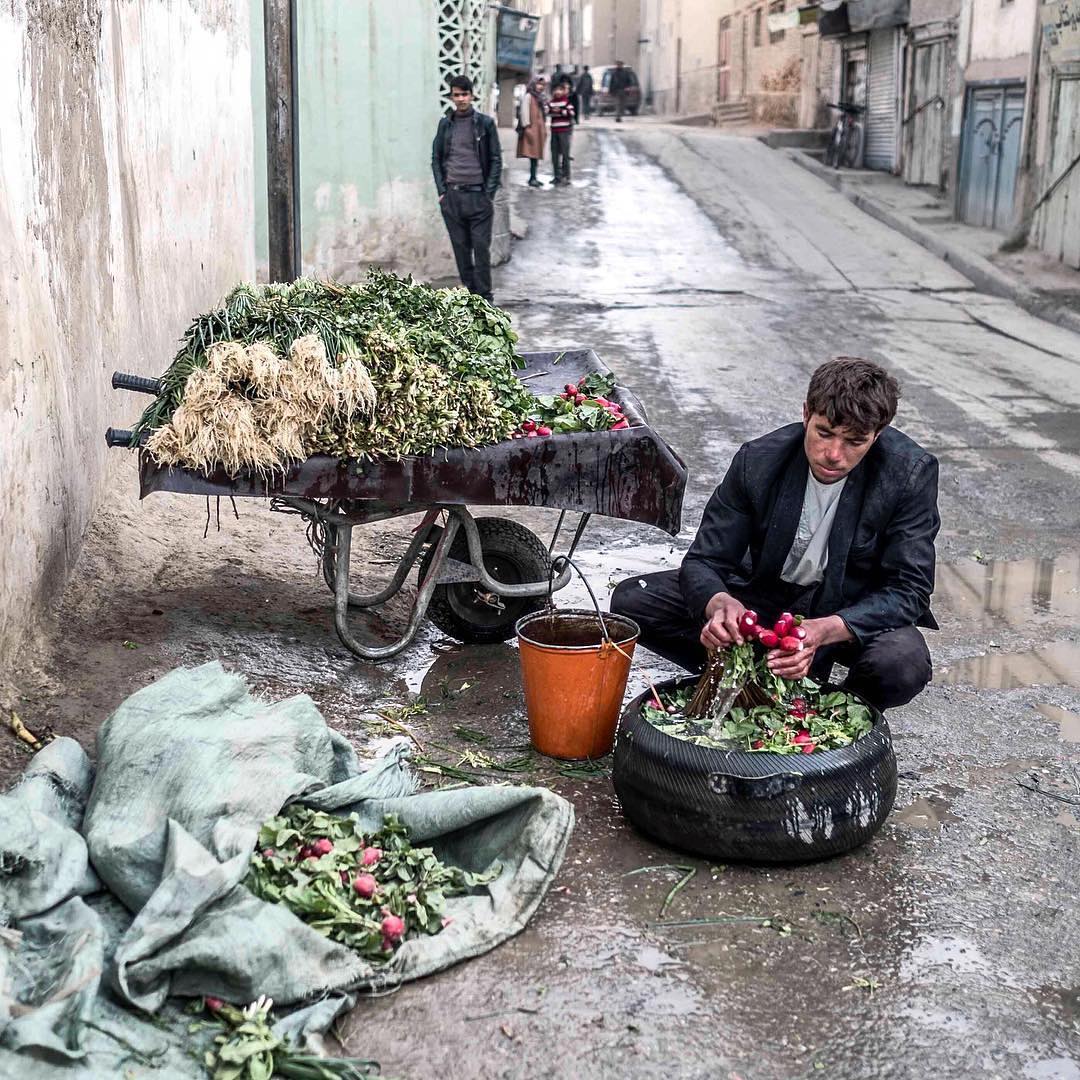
[449,75,473,93]
[806,357,900,435]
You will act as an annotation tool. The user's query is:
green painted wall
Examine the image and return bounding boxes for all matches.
[251,0,449,281]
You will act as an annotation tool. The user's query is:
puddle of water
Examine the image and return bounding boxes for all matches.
[936,555,1080,626]
[902,934,1009,983]
[962,758,1042,785]
[1034,984,1080,1026]
[894,794,961,830]
[634,945,683,973]
[1037,703,1080,743]
[1024,1059,1080,1080]
[938,640,1080,690]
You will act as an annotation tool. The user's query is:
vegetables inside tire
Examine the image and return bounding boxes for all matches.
[418,517,551,644]
[613,677,898,863]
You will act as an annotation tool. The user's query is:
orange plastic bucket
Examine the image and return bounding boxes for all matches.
[516,608,640,760]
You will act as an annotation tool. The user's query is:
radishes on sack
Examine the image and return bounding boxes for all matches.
[245,806,497,962]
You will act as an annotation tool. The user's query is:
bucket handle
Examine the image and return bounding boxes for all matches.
[547,556,616,647]
[548,559,663,708]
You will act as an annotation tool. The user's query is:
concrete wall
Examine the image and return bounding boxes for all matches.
[959,0,1037,82]
[250,1,450,282]
[638,0,680,111]
[0,1,254,682]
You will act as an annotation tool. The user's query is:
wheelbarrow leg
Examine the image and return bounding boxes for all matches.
[323,509,441,606]
[331,514,460,660]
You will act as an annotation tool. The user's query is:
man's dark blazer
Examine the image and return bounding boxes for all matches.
[679,423,940,644]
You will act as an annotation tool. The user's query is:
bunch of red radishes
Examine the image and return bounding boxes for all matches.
[513,418,553,439]
[561,379,630,430]
[510,377,631,440]
[738,610,807,652]
[285,839,403,949]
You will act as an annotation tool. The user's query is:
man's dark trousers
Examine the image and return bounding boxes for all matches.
[440,187,493,301]
[611,570,932,712]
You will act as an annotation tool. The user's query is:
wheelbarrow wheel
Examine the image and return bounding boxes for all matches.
[418,517,551,644]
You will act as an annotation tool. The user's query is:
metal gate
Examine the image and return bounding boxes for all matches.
[1033,76,1080,268]
[865,28,900,171]
[903,39,948,187]
[958,84,1025,231]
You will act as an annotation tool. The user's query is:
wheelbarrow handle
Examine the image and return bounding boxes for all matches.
[112,371,162,395]
[105,427,135,448]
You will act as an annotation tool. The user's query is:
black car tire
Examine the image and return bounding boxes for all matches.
[613,677,897,863]
[417,517,551,644]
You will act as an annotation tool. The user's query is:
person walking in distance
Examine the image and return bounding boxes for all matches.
[516,75,547,189]
[609,60,632,122]
[548,79,575,185]
[576,65,594,119]
[431,75,502,302]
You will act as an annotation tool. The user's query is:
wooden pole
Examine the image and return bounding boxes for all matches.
[264,0,301,281]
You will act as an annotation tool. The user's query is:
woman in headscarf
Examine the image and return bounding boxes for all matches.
[516,75,547,188]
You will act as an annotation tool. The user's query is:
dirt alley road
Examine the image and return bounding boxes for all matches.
[6,124,1080,1079]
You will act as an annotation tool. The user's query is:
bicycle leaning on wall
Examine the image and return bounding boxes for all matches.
[824,102,865,169]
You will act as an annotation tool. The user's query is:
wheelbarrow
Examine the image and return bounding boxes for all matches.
[105,349,686,660]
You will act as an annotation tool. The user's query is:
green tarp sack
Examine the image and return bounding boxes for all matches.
[0,662,574,1077]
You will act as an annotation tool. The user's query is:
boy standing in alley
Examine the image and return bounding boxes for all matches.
[548,79,575,185]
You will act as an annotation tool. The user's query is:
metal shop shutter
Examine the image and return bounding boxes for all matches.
[865,28,900,171]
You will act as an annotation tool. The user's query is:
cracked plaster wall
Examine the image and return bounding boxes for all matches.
[0,0,255,682]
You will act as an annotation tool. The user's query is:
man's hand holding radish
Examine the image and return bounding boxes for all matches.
[765,614,853,680]
[700,592,749,649]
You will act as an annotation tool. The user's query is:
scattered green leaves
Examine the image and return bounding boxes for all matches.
[624,864,697,919]
[203,996,377,1080]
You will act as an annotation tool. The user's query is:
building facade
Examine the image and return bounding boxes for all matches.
[639,0,833,125]
[533,0,641,74]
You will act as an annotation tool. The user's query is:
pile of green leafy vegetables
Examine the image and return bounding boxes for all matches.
[131,273,640,474]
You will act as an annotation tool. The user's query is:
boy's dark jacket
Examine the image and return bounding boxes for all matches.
[680,423,940,644]
[431,110,502,197]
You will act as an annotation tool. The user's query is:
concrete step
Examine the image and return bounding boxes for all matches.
[715,101,752,126]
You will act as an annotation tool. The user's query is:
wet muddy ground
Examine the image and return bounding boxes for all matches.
[6,124,1080,1078]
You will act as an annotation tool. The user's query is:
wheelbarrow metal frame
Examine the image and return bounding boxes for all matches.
[275,496,577,660]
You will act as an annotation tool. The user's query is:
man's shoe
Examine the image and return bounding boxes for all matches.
[548,178,558,184]
[527,179,542,188]
[615,117,622,123]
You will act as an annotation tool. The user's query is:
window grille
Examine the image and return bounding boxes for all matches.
[769,1,785,44]
[437,0,495,112]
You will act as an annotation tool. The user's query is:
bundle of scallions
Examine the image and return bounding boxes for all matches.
[131,271,535,476]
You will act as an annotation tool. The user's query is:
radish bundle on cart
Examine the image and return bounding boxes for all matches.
[105,271,686,659]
